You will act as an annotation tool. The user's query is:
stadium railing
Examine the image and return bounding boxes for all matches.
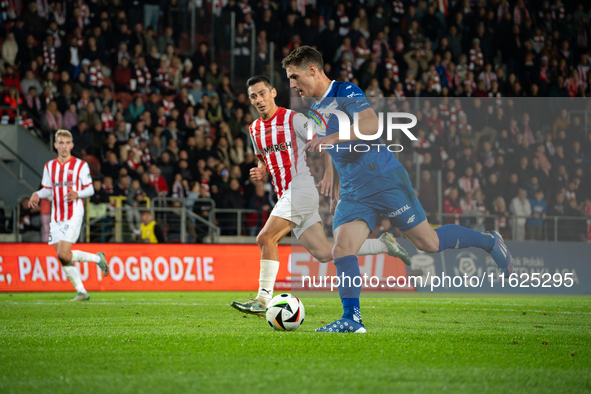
[81,196,221,243]
[6,195,590,243]
[439,213,590,242]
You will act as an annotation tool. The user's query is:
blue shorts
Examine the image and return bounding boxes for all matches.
[333,166,426,232]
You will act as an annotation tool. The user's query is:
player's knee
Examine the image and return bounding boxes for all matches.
[313,250,333,264]
[256,231,276,248]
[331,244,349,260]
[416,238,439,254]
[57,251,71,265]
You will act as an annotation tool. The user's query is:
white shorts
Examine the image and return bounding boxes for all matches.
[271,178,321,239]
[49,214,83,245]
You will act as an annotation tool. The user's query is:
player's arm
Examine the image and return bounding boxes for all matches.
[338,107,380,143]
[248,126,266,181]
[305,84,379,153]
[250,156,267,181]
[306,107,379,154]
[316,151,333,197]
[66,163,95,202]
[330,160,340,215]
[29,164,53,208]
[295,112,333,197]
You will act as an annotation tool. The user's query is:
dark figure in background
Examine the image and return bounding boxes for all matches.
[246,183,271,236]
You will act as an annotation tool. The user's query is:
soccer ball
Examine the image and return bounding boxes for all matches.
[265,293,305,331]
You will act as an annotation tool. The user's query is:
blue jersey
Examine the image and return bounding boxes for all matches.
[310,81,402,195]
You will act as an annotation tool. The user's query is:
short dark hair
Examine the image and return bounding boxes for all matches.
[246,75,273,90]
[281,45,324,70]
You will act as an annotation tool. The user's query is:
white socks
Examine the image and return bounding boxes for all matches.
[256,259,280,308]
[71,250,101,264]
[358,238,388,255]
[63,265,86,293]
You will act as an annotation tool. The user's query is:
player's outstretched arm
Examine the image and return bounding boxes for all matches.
[316,152,333,197]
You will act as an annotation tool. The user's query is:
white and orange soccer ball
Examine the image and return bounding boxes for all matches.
[265,294,305,331]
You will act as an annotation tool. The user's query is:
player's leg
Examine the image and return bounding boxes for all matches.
[297,222,333,263]
[402,215,513,277]
[230,214,292,315]
[386,167,514,276]
[55,241,90,301]
[66,218,110,277]
[255,214,293,305]
[315,220,369,333]
[299,222,402,261]
[315,195,376,333]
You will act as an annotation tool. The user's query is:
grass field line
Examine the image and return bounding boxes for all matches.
[3,301,591,315]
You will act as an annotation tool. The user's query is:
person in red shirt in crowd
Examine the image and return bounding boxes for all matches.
[147,164,169,195]
[3,66,22,93]
[443,187,463,225]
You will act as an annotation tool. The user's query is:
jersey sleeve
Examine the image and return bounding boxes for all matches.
[80,162,93,187]
[337,82,372,117]
[291,112,314,141]
[41,163,52,189]
[248,124,262,157]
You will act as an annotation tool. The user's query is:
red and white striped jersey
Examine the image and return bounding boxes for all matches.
[41,157,93,222]
[385,58,399,82]
[478,71,497,92]
[249,107,311,198]
[469,48,484,70]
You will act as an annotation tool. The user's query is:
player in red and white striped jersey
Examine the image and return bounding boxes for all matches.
[28,129,109,301]
[231,76,402,315]
[248,105,310,199]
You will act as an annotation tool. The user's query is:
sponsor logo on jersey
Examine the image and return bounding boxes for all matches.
[262,141,292,155]
[407,214,416,224]
[387,205,410,217]
[54,181,75,188]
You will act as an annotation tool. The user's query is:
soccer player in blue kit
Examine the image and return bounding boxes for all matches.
[282,46,514,333]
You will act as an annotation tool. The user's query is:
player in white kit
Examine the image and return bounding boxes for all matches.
[28,129,109,301]
[231,76,406,315]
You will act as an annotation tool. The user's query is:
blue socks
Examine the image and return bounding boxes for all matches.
[435,224,494,253]
[335,255,362,323]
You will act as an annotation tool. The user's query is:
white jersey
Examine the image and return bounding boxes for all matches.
[249,107,312,198]
[41,157,92,223]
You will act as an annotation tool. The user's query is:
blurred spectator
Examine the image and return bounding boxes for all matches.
[42,100,63,132]
[510,189,532,241]
[418,169,437,218]
[140,210,165,243]
[247,183,270,236]
[443,187,462,225]
[527,190,547,240]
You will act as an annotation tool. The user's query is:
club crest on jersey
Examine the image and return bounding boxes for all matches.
[262,141,292,155]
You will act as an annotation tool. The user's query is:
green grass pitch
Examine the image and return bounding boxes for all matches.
[1,292,590,394]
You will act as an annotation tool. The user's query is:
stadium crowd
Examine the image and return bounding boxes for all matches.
[3,0,591,242]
